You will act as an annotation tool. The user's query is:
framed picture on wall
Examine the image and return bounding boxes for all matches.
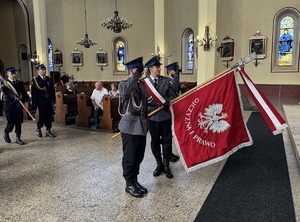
[220,36,234,61]
[96,48,108,66]
[54,49,63,66]
[71,48,83,67]
[249,31,266,59]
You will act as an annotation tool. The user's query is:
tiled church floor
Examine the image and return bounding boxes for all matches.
[0,97,299,221]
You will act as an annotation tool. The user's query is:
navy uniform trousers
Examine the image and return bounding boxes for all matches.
[121,133,146,184]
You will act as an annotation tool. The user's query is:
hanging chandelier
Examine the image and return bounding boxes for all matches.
[76,0,97,48]
[100,0,133,33]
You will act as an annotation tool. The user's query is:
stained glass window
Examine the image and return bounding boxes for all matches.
[187,33,194,70]
[48,39,54,71]
[272,8,300,72]
[181,28,194,74]
[115,40,126,72]
[278,16,294,66]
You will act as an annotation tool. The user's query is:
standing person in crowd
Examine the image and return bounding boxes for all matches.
[108,82,119,98]
[1,67,28,145]
[165,62,181,162]
[90,81,108,129]
[119,57,148,198]
[31,64,56,138]
[60,72,69,85]
[145,56,175,179]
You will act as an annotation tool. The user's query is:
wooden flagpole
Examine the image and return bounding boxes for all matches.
[112,53,256,139]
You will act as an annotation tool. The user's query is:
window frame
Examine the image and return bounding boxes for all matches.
[181,28,194,75]
[112,36,128,75]
[271,7,300,73]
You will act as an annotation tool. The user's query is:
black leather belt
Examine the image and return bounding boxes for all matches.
[127,111,145,117]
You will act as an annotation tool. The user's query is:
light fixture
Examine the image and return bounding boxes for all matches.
[30,51,40,65]
[76,0,97,48]
[151,46,172,60]
[197,26,215,51]
[100,0,133,33]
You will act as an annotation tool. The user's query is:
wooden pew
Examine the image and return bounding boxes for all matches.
[100,95,122,132]
[76,92,93,127]
[54,91,78,125]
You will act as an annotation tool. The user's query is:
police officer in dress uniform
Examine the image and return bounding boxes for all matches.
[31,64,56,138]
[145,56,175,179]
[118,57,148,198]
[165,62,181,162]
[1,67,28,145]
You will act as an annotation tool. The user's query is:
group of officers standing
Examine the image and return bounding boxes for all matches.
[1,64,56,145]
[119,56,181,198]
[0,56,181,199]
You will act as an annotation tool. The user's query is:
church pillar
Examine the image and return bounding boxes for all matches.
[197,0,217,84]
[32,0,48,71]
[154,0,167,76]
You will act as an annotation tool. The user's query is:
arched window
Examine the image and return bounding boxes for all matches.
[112,36,128,74]
[272,8,300,72]
[48,38,54,72]
[181,28,194,74]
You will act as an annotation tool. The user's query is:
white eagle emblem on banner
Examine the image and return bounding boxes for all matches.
[198,103,230,133]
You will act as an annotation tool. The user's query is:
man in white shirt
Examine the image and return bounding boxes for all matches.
[90,81,108,129]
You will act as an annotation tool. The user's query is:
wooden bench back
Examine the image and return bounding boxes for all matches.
[54,92,78,124]
[76,92,93,127]
[100,95,122,132]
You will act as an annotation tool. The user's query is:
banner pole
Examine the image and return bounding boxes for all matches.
[111,52,256,139]
[0,74,36,121]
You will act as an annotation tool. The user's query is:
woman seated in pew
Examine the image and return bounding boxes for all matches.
[108,82,119,98]
[64,82,78,95]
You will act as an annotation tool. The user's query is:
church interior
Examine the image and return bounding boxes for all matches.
[0,0,300,221]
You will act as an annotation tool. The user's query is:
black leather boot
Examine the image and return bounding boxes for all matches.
[125,182,143,198]
[3,132,11,143]
[163,158,173,179]
[36,128,42,137]
[170,153,179,162]
[46,129,56,138]
[16,133,25,145]
[134,177,148,194]
[153,157,164,177]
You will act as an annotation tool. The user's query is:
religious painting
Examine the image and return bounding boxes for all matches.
[54,49,63,66]
[96,49,108,66]
[220,37,234,61]
[249,31,267,59]
[71,48,83,67]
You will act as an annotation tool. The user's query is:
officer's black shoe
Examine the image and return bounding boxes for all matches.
[16,138,25,145]
[153,157,164,177]
[170,156,178,162]
[36,128,42,137]
[153,165,164,177]
[3,133,11,143]
[164,166,174,179]
[46,130,56,138]
[134,181,148,194]
[125,184,143,198]
[171,153,180,160]
[163,159,174,179]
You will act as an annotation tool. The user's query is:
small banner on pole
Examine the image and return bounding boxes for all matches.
[238,68,288,135]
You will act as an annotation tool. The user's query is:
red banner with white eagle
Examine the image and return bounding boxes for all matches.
[170,70,253,172]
